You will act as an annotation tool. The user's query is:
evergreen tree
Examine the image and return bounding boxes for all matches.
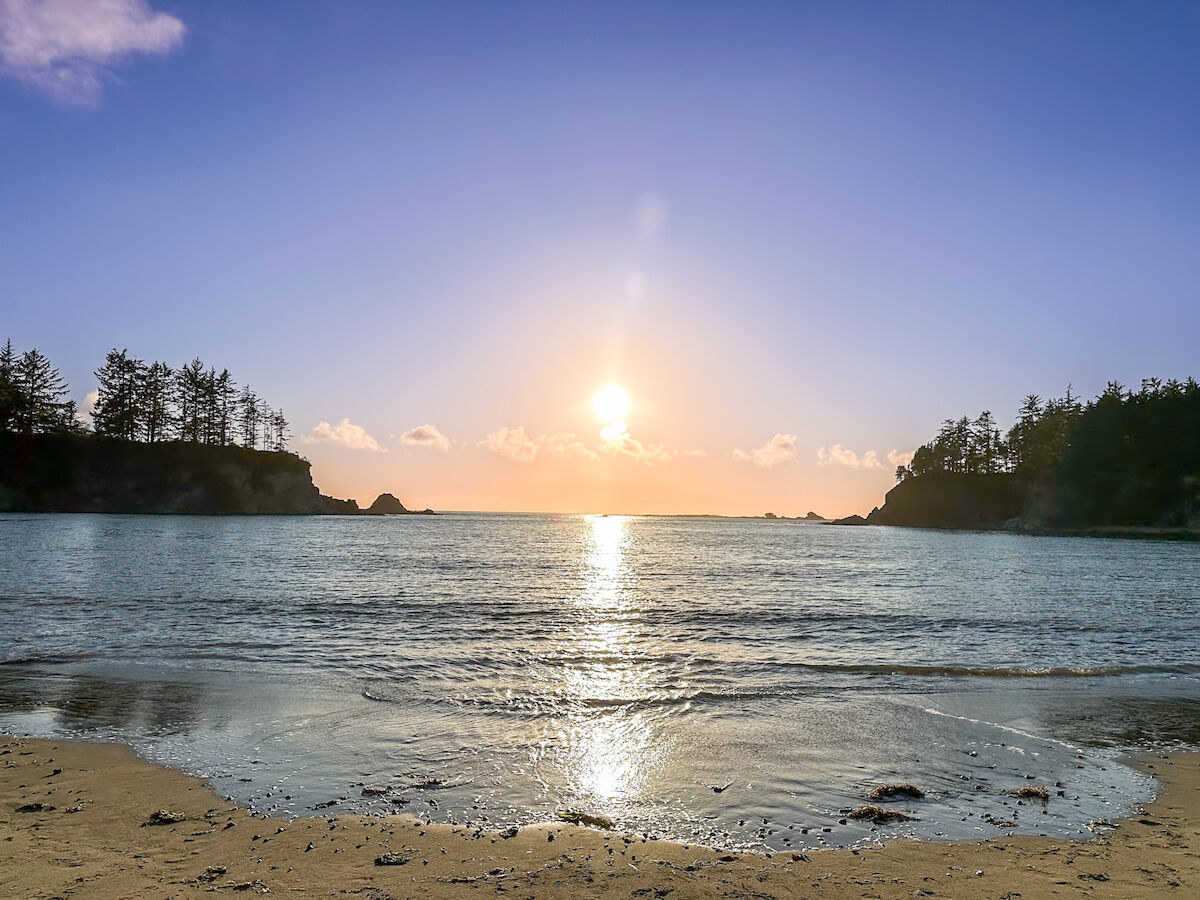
[238,385,260,448]
[14,348,71,433]
[270,407,289,452]
[175,358,207,442]
[214,369,237,446]
[0,339,20,432]
[93,349,146,440]
[141,361,175,442]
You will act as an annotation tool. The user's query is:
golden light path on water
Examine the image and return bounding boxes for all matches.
[558,515,658,806]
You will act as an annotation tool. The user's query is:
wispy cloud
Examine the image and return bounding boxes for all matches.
[478,425,538,463]
[303,419,384,452]
[540,432,599,461]
[400,423,451,452]
[600,422,673,465]
[0,0,186,105]
[733,433,797,468]
[887,449,914,467]
[817,444,881,469]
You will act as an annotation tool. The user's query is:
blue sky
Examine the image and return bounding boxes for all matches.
[2,1,1198,513]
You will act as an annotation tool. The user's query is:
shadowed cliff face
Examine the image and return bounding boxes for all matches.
[0,433,352,515]
[865,472,1029,529]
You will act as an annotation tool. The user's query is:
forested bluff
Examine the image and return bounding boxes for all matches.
[0,341,429,516]
[837,379,1200,537]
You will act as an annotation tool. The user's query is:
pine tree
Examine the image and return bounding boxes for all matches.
[270,407,289,452]
[93,349,146,440]
[14,348,71,433]
[238,385,260,448]
[141,362,175,442]
[175,358,207,442]
[214,369,237,446]
[0,339,20,432]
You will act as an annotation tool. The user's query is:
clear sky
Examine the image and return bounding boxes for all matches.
[2,1,1198,515]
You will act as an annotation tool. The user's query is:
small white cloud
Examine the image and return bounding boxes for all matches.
[400,423,451,452]
[540,432,599,461]
[887,449,914,467]
[683,448,707,459]
[634,192,668,238]
[600,422,674,465]
[76,388,98,425]
[302,419,384,452]
[817,444,882,469]
[0,0,186,106]
[478,425,538,463]
[733,433,797,469]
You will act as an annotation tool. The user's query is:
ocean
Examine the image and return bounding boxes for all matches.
[1,512,1197,851]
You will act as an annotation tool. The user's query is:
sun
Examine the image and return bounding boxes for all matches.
[593,385,630,423]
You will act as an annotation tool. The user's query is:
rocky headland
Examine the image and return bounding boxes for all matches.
[0,433,430,516]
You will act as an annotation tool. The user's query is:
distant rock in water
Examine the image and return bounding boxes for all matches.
[804,511,825,520]
[829,513,869,526]
[0,432,358,515]
[364,493,407,515]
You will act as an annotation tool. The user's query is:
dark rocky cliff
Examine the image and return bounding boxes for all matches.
[0,433,354,515]
[864,472,1029,529]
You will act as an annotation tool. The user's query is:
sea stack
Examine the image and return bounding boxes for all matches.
[365,493,409,515]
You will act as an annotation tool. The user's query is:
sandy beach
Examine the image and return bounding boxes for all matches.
[1,735,1194,898]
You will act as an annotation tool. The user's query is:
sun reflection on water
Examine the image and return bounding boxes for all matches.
[556,515,659,805]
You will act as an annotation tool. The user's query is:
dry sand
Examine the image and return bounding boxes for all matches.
[1,735,1195,898]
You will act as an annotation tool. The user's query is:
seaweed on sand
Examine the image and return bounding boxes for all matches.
[868,783,925,801]
[557,810,616,829]
[1004,785,1050,803]
[847,805,919,824]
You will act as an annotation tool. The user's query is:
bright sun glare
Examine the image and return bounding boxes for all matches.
[593,385,630,423]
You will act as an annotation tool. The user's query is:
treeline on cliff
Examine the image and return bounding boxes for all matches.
[0,340,288,451]
[890,378,1200,528]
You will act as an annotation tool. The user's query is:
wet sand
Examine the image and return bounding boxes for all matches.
[1,735,1195,898]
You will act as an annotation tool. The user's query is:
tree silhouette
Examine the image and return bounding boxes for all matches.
[93,349,146,440]
[13,348,72,433]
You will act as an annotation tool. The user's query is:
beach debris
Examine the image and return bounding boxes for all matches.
[361,786,388,796]
[1078,872,1110,882]
[16,802,55,813]
[868,783,925,801]
[143,809,187,826]
[557,810,615,829]
[198,866,227,882]
[231,880,269,893]
[375,852,412,866]
[981,814,1018,828]
[707,781,735,793]
[1003,785,1050,803]
[500,826,518,839]
[847,805,919,824]
[311,799,343,810]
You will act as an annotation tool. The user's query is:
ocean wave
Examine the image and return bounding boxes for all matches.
[0,651,103,666]
[357,661,1200,710]
[773,662,1200,678]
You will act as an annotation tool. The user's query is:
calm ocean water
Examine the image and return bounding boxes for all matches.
[1,512,1197,850]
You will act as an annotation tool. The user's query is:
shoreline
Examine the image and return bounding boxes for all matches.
[2,735,1194,898]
